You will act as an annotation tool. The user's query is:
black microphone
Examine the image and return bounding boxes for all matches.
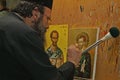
[110,27,120,37]
[82,27,120,54]
[100,27,120,41]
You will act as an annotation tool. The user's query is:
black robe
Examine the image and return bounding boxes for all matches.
[0,12,75,80]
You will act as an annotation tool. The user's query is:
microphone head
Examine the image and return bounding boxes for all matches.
[109,27,120,38]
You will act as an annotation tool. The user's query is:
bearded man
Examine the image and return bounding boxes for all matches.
[0,0,82,80]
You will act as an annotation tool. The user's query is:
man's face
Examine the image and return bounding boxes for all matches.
[51,32,58,46]
[42,7,51,30]
[34,6,51,42]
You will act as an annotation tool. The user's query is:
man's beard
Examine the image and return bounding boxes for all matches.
[52,42,57,46]
[34,16,47,43]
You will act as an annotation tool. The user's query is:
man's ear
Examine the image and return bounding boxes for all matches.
[32,7,40,21]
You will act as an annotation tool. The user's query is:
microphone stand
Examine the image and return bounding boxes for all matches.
[82,39,103,54]
[81,39,103,80]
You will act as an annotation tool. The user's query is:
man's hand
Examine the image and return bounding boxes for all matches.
[67,44,82,66]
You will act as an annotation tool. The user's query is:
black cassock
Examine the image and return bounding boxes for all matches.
[0,12,75,80]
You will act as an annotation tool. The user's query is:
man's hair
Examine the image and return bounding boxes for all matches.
[11,1,44,18]
[50,30,59,38]
[22,0,53,9]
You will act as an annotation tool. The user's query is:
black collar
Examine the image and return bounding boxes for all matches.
[12,12,24,21]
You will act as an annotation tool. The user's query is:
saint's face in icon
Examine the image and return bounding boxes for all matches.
[50,31,59,46]
[77,37,86,50]
[76,32,89,51]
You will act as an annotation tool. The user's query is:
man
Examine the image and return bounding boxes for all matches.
[0,0,9,17]
[0,0,81,80]
[46,30,64,68]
